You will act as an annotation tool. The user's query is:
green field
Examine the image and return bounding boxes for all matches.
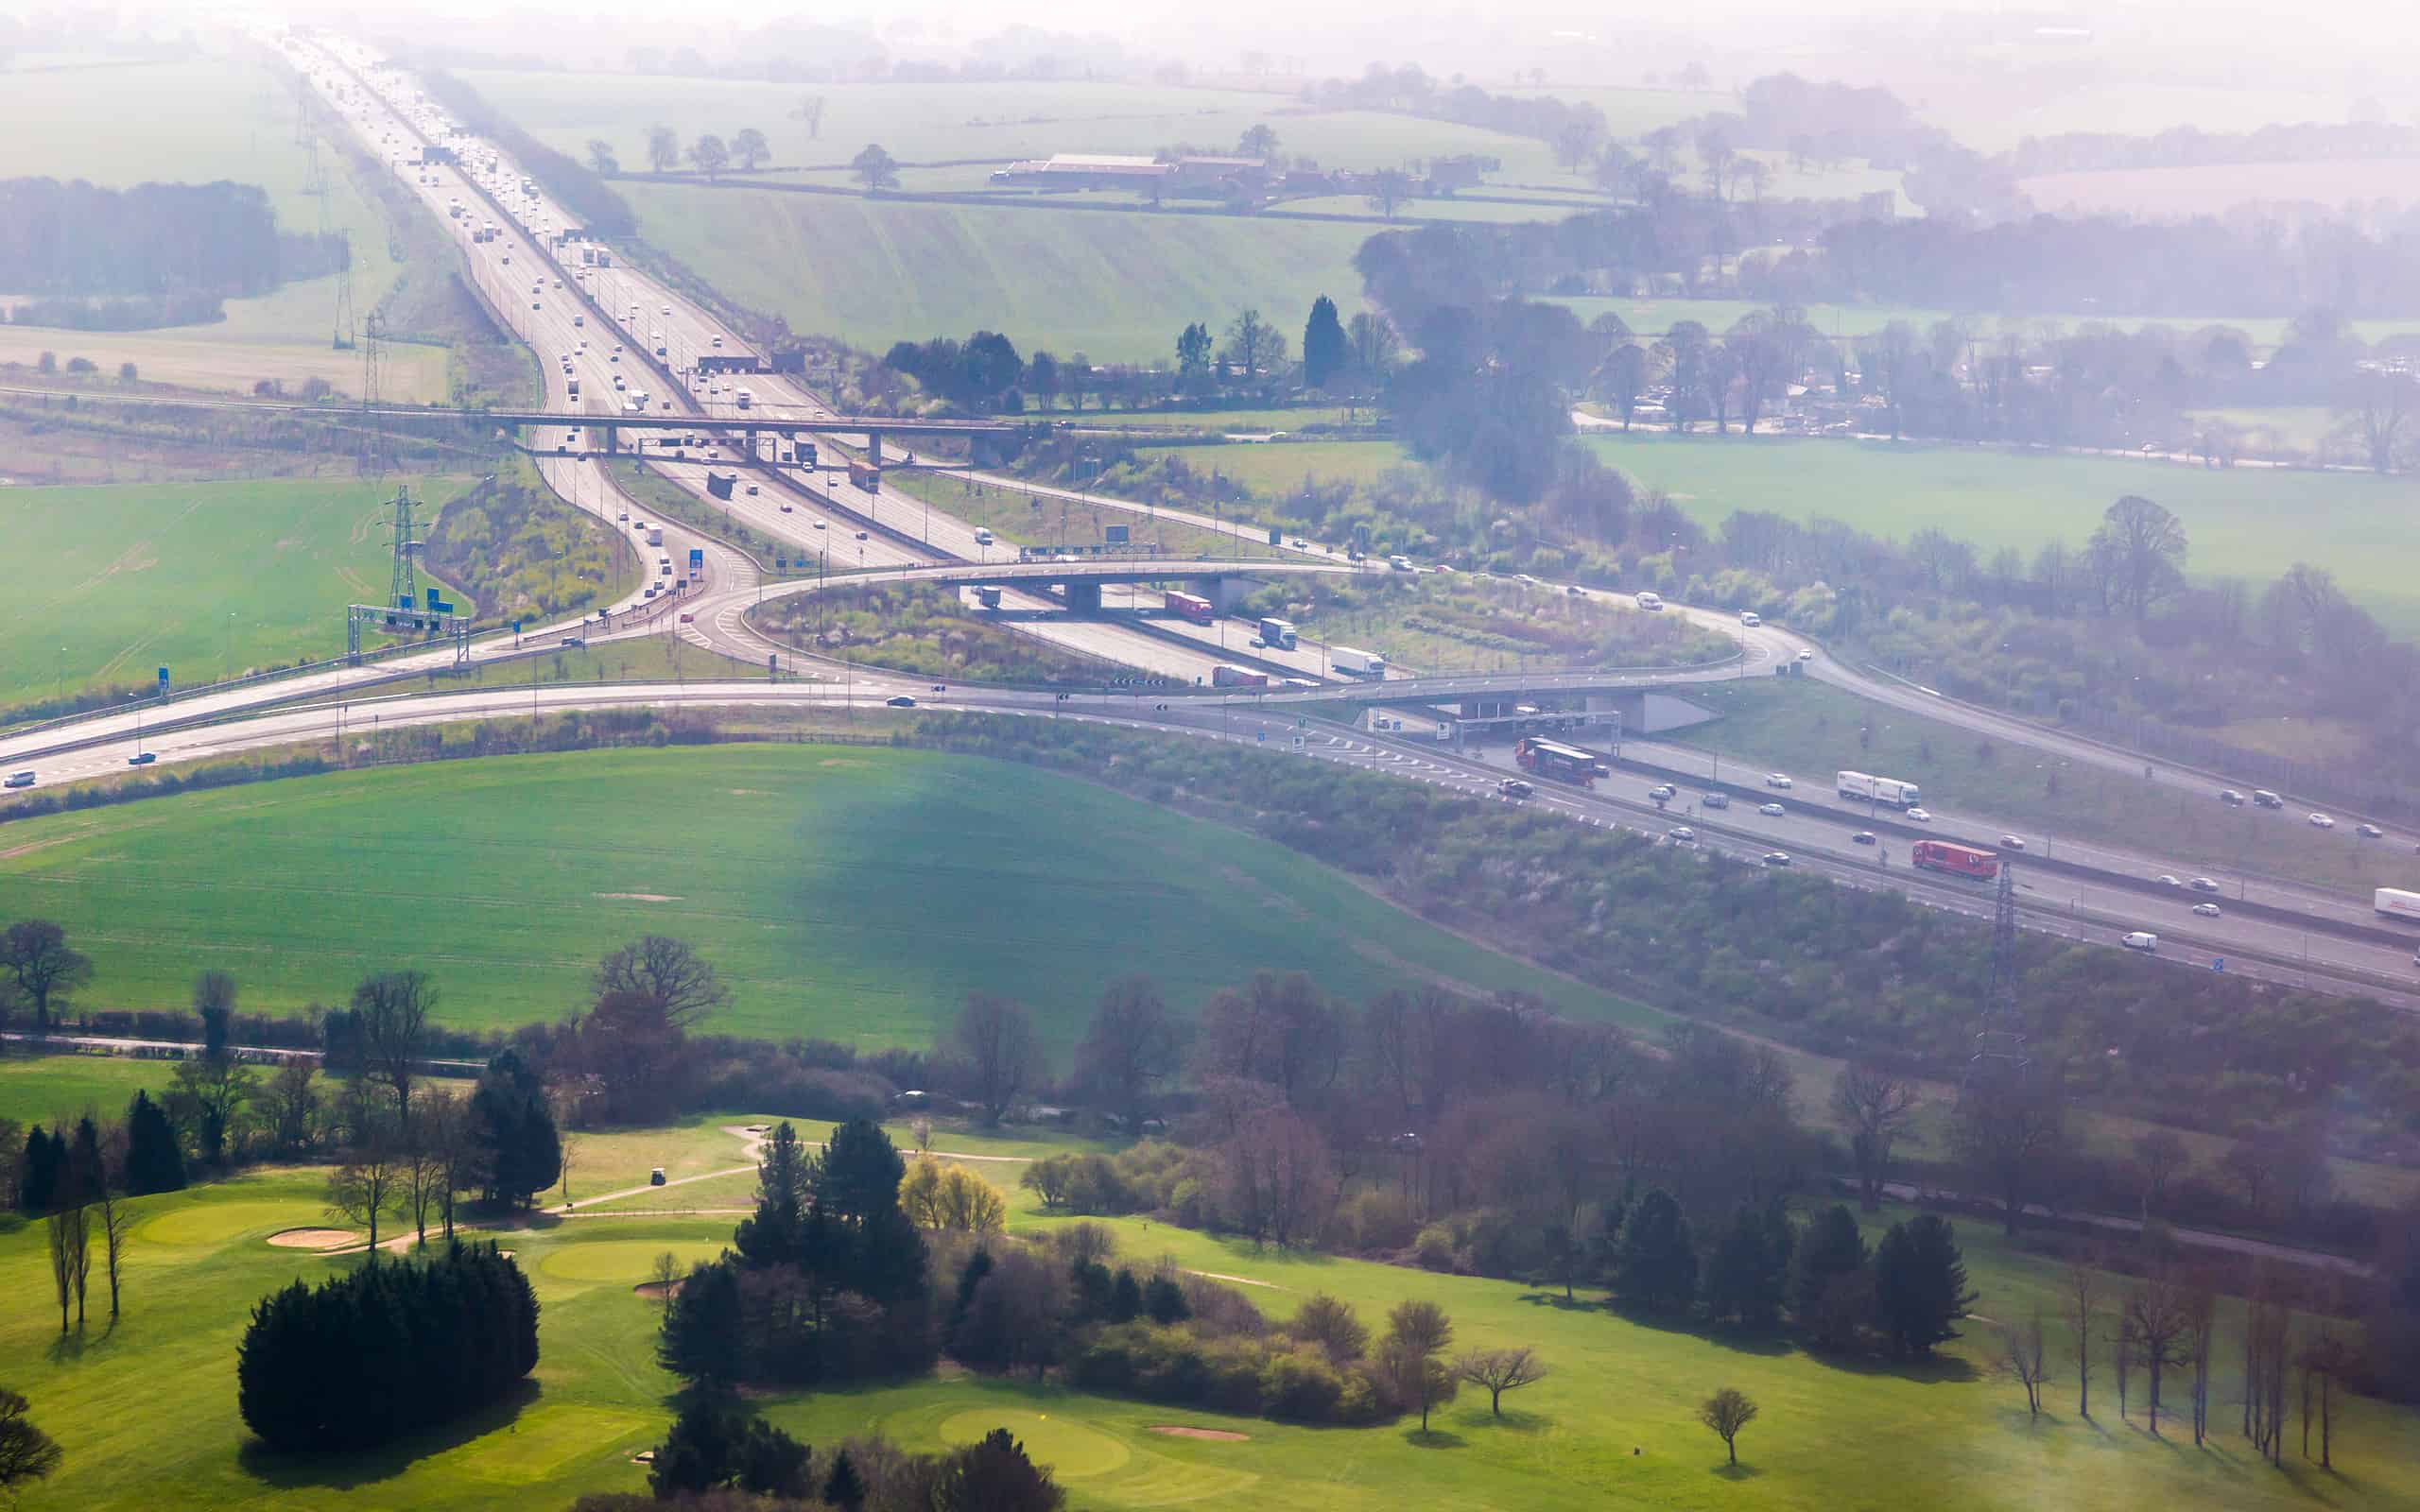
[621,180,1372,365]
[0,475,473,708]
[466,69,1561,182]
[0,1055,175,1125]
[1585,432,2420,630]
[0,744,1658,1043]
[0,50,444,398]
[1129,440,1411,497]
[1,1090,2411,1512]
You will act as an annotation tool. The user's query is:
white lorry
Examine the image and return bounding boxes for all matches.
[1330,646,1387,678]
[1837,770,1922,809]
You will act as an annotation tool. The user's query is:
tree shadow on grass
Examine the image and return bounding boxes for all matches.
[1711,1461,1764,1480]
[1403,1427,1464,1450]
[237,1378,544,1490]
[1466,1408,1551,1435]
[1548,1295,1797,1359]
[1801,1347,1978,1385]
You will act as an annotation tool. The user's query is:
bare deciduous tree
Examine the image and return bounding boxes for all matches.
[596,936,729,1030]
[325,1112,402,1260]
[951,994,1039,1125]
[1996,1306,2050,1417]
[352,970,435,1134]
[2064,1259,2101,1418]
[1830,1062,1922,1211]
[1698,1386,1758,1467]
[1455,1347,1548,1417]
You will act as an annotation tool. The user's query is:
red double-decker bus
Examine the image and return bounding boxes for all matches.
[1911,839,1999,880]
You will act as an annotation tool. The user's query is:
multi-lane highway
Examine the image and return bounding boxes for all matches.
[10,28,2415,1006]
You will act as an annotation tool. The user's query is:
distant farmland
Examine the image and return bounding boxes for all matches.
[623,181,1374,364]
[2022,157,2420,217]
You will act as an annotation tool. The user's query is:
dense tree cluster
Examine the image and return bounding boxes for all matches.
[0,178,345,302]
[881,331,1026,410]
[236,1242,537,1452]
[659,1120,938,1387]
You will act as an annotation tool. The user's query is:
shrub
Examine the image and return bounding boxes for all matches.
[1412,1223,1461,1272]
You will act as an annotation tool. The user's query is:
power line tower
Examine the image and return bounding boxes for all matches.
[386,484,422,614]
[346,484,468,666]
[358,309,389,476]
[1963,861,2031,1096]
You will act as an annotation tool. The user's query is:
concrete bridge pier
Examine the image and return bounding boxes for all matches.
[1202,575,1262,612]
[1062,580,1103,612]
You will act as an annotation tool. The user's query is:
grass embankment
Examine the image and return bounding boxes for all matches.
[6,1091,2407,1512]
[748,581,1118,685]
[1665,678,2416,896]
[1250,573,1733,675]
[0,476,472,712]
[0,744,1658,1044]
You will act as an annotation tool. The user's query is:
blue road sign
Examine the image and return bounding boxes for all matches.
[157,666,169,696]
[2212,957,2225,972]
[1256,730,1266,744]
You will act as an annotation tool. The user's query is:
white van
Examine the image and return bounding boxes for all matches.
[1636,591,1665,611]
[2121,932,2158,953]
[1738,610,1761,627]
[973,527,994,546]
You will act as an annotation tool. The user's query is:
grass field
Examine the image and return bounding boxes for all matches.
[0,49,444,398]
[1129,440,1411,497]
[622,181,1372,365]
[0,475,474,708]
[1584,432,2420,631]
[467,70,1562,182]
[1,1084,2411,1512]
[0,744,1662,1043]
[0,1055,176,1125]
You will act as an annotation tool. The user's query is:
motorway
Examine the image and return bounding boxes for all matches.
[7,29,2415,1006]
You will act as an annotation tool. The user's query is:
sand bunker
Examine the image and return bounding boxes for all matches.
[1150,1426,1249,1442]
[631,1280,683,1301]
[268,1228,360,1249]
[595,892,682,902]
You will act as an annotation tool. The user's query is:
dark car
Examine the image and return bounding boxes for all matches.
[1852,830,1876,845]
[1498,778,1532,799]
[885,695,918,708]
[128,751,157,766]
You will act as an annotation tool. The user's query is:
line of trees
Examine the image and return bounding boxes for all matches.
[631,126,772,180]
[0,178,345,301]
[235,1241,537,1452]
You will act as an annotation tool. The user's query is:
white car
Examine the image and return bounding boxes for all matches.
[1764,773,1793,789]
[2000,834,2027,850]
[2155,874,2182,886]
[2309,813,2336,829]
[2192,902,2222,918]
[1796,648,1814,662]
[1668,826,1696,844]
[1762,850,1792,867]
[1758,801,1786,816]
[1906,807,1932,822]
